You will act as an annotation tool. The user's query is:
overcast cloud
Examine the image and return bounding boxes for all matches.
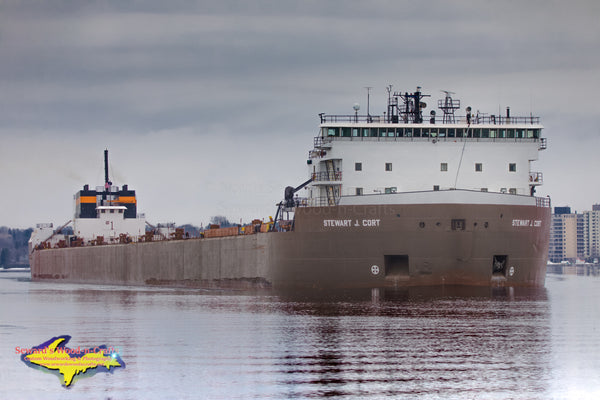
[1,0,599,228]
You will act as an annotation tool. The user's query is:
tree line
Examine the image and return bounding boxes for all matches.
[0,227,33,268]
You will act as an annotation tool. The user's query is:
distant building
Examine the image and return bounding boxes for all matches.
[549,205,600,263]
[581,209,600,258]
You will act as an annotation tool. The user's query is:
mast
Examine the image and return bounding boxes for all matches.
[104,149,109,188]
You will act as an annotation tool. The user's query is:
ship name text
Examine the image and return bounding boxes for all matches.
[512,219,542,227]
[323,219,381,228]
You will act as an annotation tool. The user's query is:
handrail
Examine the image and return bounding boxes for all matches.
[319,114,540,125]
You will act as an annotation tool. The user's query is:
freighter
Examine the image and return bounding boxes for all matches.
[29,87,551,289]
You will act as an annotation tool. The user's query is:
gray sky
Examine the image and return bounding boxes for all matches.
[1,1,599,228]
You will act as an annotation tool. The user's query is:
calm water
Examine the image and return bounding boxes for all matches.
[1,271,599,399]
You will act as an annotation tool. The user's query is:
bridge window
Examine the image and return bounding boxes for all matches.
[515,129,524,138]
[326,127,338,137]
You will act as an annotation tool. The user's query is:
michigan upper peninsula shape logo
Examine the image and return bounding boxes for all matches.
[19,335,125,387]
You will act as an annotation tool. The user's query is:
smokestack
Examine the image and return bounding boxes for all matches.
[104,149,109,187]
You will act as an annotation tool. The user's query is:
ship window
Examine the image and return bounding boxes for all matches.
[385,163,392,171]
[429,128,437,138]
[509,188,517,194]
[413,128,421,137]
[481,188,488,192]
[456,128,463,138]
[119,209,123,213]
[110,209,114,214]
[451,219,466,231]
[482,129,489,138]
[438,128,446,137]
[352,128,359,137]
[526,129,534,138]
[404,128,412,137]
[362,128,369,137]
[341,127,351,137]
[515,129,524,138]
[384,187,397,194]
[475,163,483,172]
[472,129,481,138]
[489,129,497,138]
[498,129,506,138]
[327,128,338,137]
[433,185,440,191]
[422,128,430,137]
[370,128,378,137]
[509,163,517,172]
[356,187,363,195]
[355,162,362,171]
[507,129,515,138]
[440,163,448,172]
[448,128,455,138]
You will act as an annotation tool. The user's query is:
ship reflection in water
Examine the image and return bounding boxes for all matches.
[1,272,599,399]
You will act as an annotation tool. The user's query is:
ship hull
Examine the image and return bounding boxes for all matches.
[30,201,551,289]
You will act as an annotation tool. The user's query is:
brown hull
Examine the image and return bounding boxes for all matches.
[31,203,551,289]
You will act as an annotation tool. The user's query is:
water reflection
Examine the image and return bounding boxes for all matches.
[3,272,600,399]
[267,286,551,398]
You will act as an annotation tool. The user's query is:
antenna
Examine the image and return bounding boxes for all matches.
[438,90,460,123]
[364,86,372,121]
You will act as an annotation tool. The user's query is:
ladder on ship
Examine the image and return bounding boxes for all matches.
[325,159,337,206]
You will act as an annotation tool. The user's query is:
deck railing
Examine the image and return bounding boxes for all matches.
[319,114,540,125]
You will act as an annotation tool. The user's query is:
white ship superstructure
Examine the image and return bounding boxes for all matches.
[307,88,546,207]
